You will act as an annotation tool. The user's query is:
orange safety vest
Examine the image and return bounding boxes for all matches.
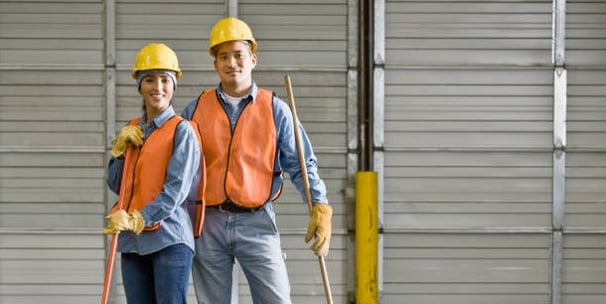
[192,89,278,208]
[112,115,205,235]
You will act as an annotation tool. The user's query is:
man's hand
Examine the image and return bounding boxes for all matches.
[111,125,143,158]
[305,203,332,256]
[103,210,145,235]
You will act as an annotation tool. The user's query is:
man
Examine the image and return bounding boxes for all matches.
[181,17,333,304]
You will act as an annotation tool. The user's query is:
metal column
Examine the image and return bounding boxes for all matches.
[103,1,118,302]
[551,1,567,304]
[373,0,385,301]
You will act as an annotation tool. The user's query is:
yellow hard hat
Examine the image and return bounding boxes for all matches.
[132,43,182,79]
[208,17,257,56]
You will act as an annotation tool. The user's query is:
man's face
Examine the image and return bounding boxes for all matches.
[213,40,257,88]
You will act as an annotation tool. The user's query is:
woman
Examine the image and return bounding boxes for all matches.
[103,42,201,304]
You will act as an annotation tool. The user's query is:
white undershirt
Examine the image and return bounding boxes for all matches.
[224,93,245,109]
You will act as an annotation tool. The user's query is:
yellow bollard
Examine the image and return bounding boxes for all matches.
[355,171,378,304]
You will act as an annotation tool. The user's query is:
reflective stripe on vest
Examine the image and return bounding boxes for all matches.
[192,89,277,208]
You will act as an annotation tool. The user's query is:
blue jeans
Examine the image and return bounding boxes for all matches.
[121,243,193,304]
[192,202,291,304]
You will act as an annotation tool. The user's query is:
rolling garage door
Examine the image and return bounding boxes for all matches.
[382,1,555,303]
[2,0,605,303]
[0,1,107,303]
[381,1,606,303]
[0,0,351,303]
[562,1,606,303]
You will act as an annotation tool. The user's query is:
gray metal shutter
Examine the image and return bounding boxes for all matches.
[563,1,606,303]
[0,0,351,303]
[0,0,106,303]
[382,1,554,303]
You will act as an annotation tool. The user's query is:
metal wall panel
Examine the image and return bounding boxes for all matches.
[5,0,605,303]
[0,1,106,303]
[563,1,606,303]
[562,234,606,304]
[383,233,551,304]
[0,233,104,304]
[383,0,554,303]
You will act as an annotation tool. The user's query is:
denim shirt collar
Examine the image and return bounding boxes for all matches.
[140,105,176,130]
[216,82,258,105]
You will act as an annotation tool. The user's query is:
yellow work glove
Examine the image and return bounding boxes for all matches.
[305,203,333,257]
[103,210,145,235]
[111,125,143,158]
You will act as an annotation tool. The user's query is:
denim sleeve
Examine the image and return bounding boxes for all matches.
[181,98,198,119]
[273,97,329,204]
[106,157,124,195]
[138,121,201,225]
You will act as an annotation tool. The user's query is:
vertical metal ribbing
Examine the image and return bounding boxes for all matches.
[347,18,359,304]
[552,1,566,67]
[552,147,566,304]
[373,0,385,300]
[551,1,566,304]
[105,0,116,148]
[551,231,563,304]
[552,72,567,231]
[227,0,237,17]
[104,0,117,302]
[346,0,360,301]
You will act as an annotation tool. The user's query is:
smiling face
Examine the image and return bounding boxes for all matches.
[213,40,257,97]
[139,72,174,120]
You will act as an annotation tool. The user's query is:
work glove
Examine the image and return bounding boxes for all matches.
[103,210,145,235]
[305,203,332,257]
[111,125,143,158]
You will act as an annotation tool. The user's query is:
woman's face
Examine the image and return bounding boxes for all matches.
[139,72,174,118]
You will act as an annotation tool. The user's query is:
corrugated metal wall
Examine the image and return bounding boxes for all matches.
[0,0,350,303]
[1,0,605,303]
[563,1,606,303]
[0,0,106,303]
[381,1,606,304]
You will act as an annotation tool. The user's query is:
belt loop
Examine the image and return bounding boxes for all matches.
[218,203,227,213]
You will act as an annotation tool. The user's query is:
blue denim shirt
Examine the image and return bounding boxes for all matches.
[107,105,201,254]
[181,82,328,204]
